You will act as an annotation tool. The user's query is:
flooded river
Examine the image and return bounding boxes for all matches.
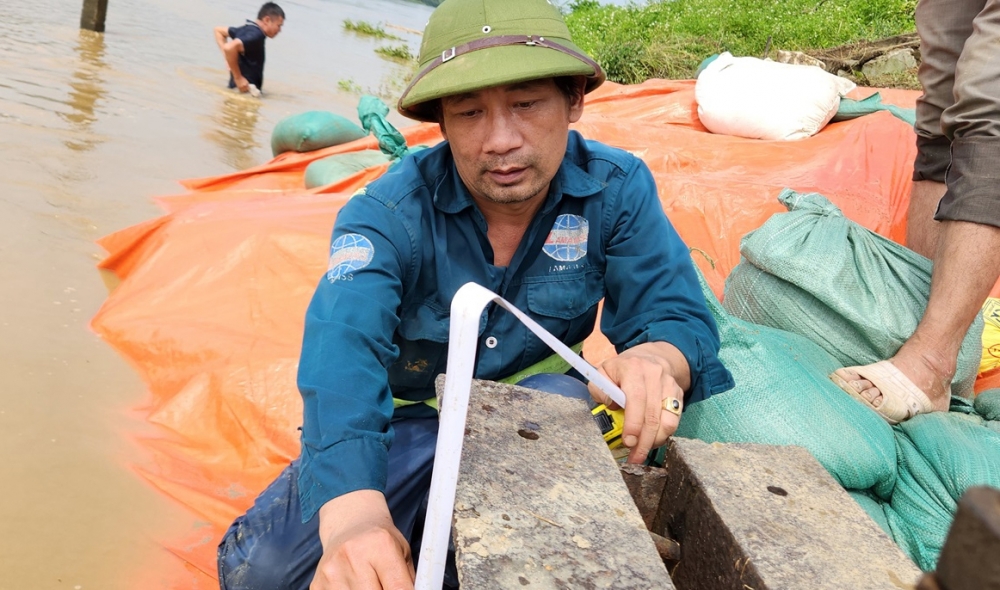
[0,0,432,587]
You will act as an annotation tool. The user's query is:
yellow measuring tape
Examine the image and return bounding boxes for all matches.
[392,341,625,447]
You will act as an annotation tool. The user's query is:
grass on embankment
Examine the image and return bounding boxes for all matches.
[375,44,416,62]
[565,0,918,84]
[343,20,403,41]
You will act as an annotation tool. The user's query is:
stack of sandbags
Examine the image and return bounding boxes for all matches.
[680,190,999,571]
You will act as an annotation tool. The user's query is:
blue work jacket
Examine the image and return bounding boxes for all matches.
[296,131,734,520]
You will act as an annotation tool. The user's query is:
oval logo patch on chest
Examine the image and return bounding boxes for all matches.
[543,214,589,262]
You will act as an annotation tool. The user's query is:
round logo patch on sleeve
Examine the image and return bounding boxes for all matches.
[327,233,375,282]
[543,214,589,262]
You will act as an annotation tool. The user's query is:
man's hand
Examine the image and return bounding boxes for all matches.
[588,342,690,464]
[311,490,415,590]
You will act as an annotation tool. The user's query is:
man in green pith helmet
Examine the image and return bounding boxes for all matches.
[217,0,733,588]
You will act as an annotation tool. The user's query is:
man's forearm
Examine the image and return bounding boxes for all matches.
[318,489,392,548]
[223,46,244,80]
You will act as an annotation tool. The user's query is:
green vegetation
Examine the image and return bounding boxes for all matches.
[375,44,416,63]
[343,19,403,41]
[337,78,363,94]
[565,0,917,84]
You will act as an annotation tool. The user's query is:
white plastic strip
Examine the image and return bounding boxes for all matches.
[413,282,626,590]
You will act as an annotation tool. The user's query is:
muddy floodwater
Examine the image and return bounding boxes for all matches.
[0,0,431,586]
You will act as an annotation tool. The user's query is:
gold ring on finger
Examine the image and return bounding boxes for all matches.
[662,396,682,416]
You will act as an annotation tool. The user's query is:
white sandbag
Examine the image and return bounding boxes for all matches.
[695,52,856,141]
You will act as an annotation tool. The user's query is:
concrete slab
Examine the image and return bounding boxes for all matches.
[660,437,922,590]
[448,377,674,589]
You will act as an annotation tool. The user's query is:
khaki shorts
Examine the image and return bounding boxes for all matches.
[913,0,1000,227]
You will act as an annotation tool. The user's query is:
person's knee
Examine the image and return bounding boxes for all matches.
[516,373,592,403]
[217,462,322,590]
[217,520,321,590]
[219,516,315,590]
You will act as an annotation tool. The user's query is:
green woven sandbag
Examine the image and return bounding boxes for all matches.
[358,95,410,161]
[885,412,1000,570]
[723,189,984,398]
[676,269,899,499]
[849,490,893,536]
[974,389,1000,421]
[974,390,1000,432]
[833,92,916,126]
[271,111,367,156]
[304,150,391,189]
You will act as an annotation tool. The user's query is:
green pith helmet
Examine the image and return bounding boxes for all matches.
[397,0,606,122]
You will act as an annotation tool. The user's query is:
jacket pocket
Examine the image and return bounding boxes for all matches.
[397,302,450,342]
[390,302,450,390]
[525,271,604,320]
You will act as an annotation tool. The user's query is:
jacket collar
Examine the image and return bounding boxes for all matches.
[432,131,606,214]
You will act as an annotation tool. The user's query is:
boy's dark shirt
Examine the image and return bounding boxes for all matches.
[227,20,266,89]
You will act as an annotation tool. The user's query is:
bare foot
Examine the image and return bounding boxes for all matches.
[832,345,953,413]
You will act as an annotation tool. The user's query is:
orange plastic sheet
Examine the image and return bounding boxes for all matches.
[91,79,995,588]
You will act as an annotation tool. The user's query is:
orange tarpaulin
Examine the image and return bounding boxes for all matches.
[90,79,997,588]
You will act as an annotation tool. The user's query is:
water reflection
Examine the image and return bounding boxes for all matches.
[207,89,264,171]
[61,28,107,152]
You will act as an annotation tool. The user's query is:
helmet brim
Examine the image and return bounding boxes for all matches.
[397,41,605,122]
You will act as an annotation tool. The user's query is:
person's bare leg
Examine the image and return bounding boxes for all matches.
[836,220,1000,411]
[905,180,948,258]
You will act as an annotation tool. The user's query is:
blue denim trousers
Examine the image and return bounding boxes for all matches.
[217,374,591,590]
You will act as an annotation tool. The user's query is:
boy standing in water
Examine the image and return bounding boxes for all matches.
[214,3,285,95]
